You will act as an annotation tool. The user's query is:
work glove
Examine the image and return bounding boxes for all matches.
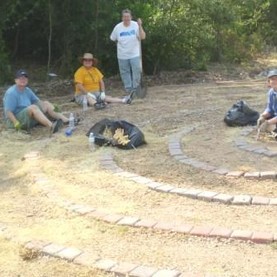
[257,116,266,127]
[259,120,269,132]
[14,120,22,131]
[100,92,106,101]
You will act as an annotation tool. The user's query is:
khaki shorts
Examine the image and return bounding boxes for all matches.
[75,92,105,105]
[5,104,42,130]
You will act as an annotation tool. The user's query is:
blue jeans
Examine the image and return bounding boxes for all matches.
[118,57,141,93]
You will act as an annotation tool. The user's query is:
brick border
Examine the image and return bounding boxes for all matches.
[234,126,277,157]
[22,151,277,250]
[99,152,277,206]
[0,223,183,277]
[168,127,277,180]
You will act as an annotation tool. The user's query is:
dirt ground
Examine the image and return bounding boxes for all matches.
[0,59,277,276]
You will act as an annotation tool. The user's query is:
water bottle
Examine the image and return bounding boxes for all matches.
[69,113,75,128]
[83,96,88,111]
[88,132,95,151]
[65,127,74,136]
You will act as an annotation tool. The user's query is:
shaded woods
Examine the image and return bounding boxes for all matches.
[0,0,276,84]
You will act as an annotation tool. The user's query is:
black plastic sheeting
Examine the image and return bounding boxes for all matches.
[224,100,259,127]
[86,118,146,150]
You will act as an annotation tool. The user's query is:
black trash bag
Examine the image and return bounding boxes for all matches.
[108,120,146,150]
[224,100,259,126]
[86,119,146,149]
[86,118,112,136]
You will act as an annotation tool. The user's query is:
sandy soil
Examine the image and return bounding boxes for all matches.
[0,67,277,276]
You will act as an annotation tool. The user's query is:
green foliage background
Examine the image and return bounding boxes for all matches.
[0,0,276,84]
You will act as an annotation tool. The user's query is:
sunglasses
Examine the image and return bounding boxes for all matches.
[83,59,93,62]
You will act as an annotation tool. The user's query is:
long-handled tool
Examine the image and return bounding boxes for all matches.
[136,38,147,98]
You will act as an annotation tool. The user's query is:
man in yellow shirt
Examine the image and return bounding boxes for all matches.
[74,53,133,106]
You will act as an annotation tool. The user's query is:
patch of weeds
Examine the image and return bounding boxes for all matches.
[116,225,129,235]
[270,242,277,250]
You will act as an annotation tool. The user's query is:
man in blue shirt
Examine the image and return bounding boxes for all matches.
[3,69,68,134]
[257,69,277,133]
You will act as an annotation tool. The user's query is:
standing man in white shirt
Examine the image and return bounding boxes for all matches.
[110,9,146,100]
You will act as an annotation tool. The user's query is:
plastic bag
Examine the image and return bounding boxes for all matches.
[224,100,259,126]
[86,119,146,149]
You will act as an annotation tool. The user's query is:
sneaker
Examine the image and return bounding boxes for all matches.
[124,90,136,104]
[50,119,63,135]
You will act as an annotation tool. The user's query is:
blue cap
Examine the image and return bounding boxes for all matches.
[15,69,28,78]
[267,69,277,78]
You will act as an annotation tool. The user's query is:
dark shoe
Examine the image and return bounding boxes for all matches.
[74,118,81,125]
[125,90,136,104]
[50,119,63,134]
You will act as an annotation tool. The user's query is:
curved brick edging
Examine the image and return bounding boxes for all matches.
[24,152,277,245]
[168,127,277,180]
[0,223,183,277]
[99,152,277,206]
[234,126,277,157]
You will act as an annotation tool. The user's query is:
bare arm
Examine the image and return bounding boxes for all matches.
[100,80,105,92]
[76,83,87,94]
[137,18,146,40]
[6,110,18,125]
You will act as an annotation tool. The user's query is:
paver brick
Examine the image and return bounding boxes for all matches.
[115,171,138,178]
[75,206,96,215]
[251,196,270,205]
[212,193,233,204]
[24,151,40,159]
[197,191,218,201]
[251,232,274,244]
[57,247,83,261]
[269,198,277,205]
[134,219,157,228]
[189,226,213,237]
[152,269,181,277]
[244,172,260,179]
[169,148,183,155]
[226,171,244,177]
[100,160,115,166]
[154,222,176,231]
[231,230,253,241]
[111,262,139,276]
[264,151,277,157]
[212,168,229,175]
[117,216,140,226]
[147,181,163,189]
[168,137,180,144]
[66,204,89,212]
[25,240,50,251]
[154,185,174,193]
[73,251,100,266]
[182,189,202,199]
[87,210,109,220]
[260,171,276,179]
[42,243,65,256]
[94,259,117,271]
[168,142,181,148]
[174,155,187,161]
[129,176,152,184]
[253,148,268,154]
[170,188,189,196]
[232,195,252,205]
[172,224,193,234]
[209,227,233,238]
[129,265,158,277]
[102,214,124,224]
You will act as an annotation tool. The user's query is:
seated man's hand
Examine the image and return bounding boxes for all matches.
[257,116,266,127]
[14,120,22,130]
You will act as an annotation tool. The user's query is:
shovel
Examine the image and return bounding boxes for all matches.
[136,39,147,99]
